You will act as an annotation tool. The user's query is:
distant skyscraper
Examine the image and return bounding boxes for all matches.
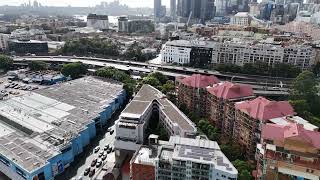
[215,0,228,16]
[171,0,177,19]
[177,0,214,21]
[154,0,162,18]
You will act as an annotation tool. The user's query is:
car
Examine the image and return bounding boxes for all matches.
[94,147,100,153]
[98,151,103,158]
[4,84,9,88]
[107,128,111,132]
[101,154,107,161]
[89,168,95,177]
[107,148,112,154]
[96,158,102,168]
[14,85,20,89]
[110,129,114,135]
[91,158,97,167]
[104,144,109,151]
[103,151,107,156]
[83,167,91,176]
[78,176,83,180]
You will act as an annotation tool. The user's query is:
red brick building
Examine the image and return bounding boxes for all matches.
[130,146,156,180]
[176,74,220,116]
[206,82,254,135]
[234,97,295,159]
[256,123,320,180]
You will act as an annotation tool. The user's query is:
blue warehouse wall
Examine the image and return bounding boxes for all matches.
[4,88,128,180]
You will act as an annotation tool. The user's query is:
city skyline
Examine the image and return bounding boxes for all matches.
[0,0,171,8]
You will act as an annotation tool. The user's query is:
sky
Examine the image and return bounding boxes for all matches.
[0,0,171,8]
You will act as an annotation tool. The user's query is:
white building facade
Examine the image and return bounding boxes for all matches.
[87,14,109,30]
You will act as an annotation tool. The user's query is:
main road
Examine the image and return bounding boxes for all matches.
[13,56,291,96]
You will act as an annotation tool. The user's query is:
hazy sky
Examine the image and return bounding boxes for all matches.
[0,0,171,8]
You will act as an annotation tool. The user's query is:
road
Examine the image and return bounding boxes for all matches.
[55,108,122,180]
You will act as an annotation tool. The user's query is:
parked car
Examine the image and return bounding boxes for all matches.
[96,158,102,168]
[91,159,97,167]
[89,168,95,177]
[102,154,107,161]
[83,167,91,176]
[98,151,103,158]
[94,147,100,153]
[104,144,109,151]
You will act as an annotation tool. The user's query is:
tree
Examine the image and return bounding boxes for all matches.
[289,99,310,116]
[28,61,47,71]
[148,72,168,85]
[142,76,161,87]
[96,67,136,96]
[197,119,220,141]
[161,81,175,95]
[291,71,318,100]
[232,159,254,180]
[0,55,13,71]
[220,144,244,161]
[312,62,320,77]
[61,62,87,79]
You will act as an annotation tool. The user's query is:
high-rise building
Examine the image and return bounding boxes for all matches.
[170,0,177,19]
[177,0,214,21]
[215,0,229,16]
[118,16,129,32]
[154,0,162,18]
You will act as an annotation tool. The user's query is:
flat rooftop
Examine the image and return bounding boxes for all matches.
[160,136,238,175]
[0,76,123,173]
[121,84,196,132]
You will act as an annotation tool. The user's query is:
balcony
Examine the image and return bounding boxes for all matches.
[265,150,320,170]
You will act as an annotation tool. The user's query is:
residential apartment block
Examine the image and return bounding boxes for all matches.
[234,97,296,159]
[176,74,220,117]
[256,123,320,180]
[130,135,238,180]
[206,82,255,135]
[161,40,315,70]
[115,84,197,163]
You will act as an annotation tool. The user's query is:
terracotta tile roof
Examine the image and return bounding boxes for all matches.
[235,97,295,122]
[179,74,220,88]
[207,82,254,100]
[262,123,320,149]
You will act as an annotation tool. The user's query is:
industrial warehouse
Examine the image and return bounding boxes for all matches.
[0,76,126,180]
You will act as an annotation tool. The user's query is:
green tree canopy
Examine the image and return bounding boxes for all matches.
[96,67,136,96]
[148,72,168,85]
[142,76,161,87]
[232,160,254,180]
[161,81,175,95]
[28,61,47,71]
[61,62,87,79]
[291,71,318,100]
[0,55,13,71]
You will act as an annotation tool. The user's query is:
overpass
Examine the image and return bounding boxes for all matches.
[13,56,292,97]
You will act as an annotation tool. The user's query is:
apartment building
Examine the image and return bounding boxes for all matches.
[206,82,255,136]
[234,97,295,159]
[212,42,285,66]
[176,74,220,117]
[161,40,315,70]
[161,40,215,66]
[115,84,197,163]
[130,135,238,180]
[231,12,250,26]
[256,123,320,180]
[0,34,9,51]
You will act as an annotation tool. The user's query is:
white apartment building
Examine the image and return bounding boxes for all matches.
[231,12,250,26]
[87,14,109,30]
[161,40,314,70]
[115,84,197,153]
[155,136,238,180]
[161,40,192,64]
[0,34,9,50]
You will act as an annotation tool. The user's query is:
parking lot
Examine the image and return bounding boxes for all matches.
[0,76,44,99]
